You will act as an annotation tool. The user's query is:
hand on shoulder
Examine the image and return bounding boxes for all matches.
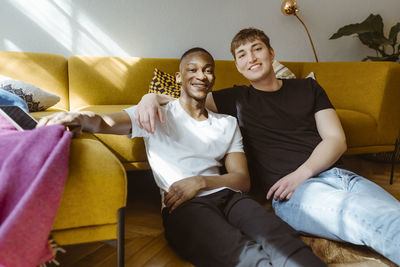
[135,93,168,133]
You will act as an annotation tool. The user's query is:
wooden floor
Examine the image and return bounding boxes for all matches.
[53,155,400,267]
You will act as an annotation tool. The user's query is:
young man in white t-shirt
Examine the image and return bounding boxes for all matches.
[38,48,324,267]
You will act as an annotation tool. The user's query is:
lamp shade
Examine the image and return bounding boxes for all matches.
[281,0,298,16]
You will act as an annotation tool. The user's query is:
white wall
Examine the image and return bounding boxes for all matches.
[0,0,399,61]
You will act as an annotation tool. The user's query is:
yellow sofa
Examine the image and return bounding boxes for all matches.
[283,62,400,156]
[0,51,127,265]
[67,57,400,171]
[1,51,399,265]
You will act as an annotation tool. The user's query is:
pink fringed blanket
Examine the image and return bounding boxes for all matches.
[0,115,72,266]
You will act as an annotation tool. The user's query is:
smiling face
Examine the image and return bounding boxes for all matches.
[234,38,275,84]
[176,51,215,102]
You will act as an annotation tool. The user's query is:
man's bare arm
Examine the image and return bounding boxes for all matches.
[136,92,218,133]
[203,151,250,192]
[164,152,250,212]
[135,93,172,133]
[267,108,347,200]
[37,110,132,135]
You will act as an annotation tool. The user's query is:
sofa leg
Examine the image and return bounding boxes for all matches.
[390,137,399,185]
[117,207,125,267]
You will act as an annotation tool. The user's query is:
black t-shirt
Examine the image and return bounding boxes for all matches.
[213,78,335,190]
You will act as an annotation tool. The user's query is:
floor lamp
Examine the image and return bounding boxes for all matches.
[281,0,319,62]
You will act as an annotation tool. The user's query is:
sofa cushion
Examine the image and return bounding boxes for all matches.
[273,60,296,79]
[0,74,60,112]
[0,51,69,110]
[336,109,377,149]
[68,56,182,111]
[74,105,150,171]
[148,68,180,98]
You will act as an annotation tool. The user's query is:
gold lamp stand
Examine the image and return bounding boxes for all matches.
[281,0,319,62]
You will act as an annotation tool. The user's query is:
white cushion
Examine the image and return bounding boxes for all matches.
[0,74,60,112]
[273,60,296,79]
[306,72,315,79]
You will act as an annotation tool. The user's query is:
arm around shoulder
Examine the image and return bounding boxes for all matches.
[135,93,175,133]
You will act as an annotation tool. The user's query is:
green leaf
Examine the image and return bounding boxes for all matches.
[367,14,384,35]
[389,22,400,44]
[358,32,390,51]
[329,14,384,39]
[330,24,371,39]
[330,13,399,62]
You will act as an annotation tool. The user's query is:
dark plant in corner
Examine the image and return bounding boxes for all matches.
[330,14,400,62]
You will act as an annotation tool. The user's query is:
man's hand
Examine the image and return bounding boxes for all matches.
[267,109,346,201]
[135,94,165,133]
[266,168,311,201]
[164,176,205,213]
[37,112,85,134]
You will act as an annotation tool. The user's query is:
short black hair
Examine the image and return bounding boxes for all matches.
[180,47,214,62]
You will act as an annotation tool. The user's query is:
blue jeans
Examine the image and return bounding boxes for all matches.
[272,168,400,265]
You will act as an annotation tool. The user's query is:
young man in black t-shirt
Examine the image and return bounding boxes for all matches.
[135,29,400,265]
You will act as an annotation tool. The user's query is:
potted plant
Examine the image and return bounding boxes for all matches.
[330,14,400,62]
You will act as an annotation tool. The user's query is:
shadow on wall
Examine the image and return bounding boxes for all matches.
[1,0,130,57]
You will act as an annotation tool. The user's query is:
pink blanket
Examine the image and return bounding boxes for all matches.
[0,115,72,266]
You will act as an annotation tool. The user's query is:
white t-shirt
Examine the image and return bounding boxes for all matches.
[124,99,244,198]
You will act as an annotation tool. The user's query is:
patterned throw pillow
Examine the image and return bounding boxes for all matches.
[273,60,296,79]
[148,68,180,98]
[0,74,60,112]
[148,61,296,98]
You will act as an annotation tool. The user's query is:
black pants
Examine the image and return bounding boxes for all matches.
[162,189,326,267]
